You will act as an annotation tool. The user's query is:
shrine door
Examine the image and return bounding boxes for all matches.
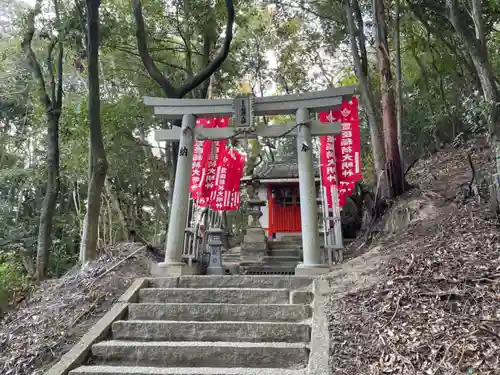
[268,184,302,236]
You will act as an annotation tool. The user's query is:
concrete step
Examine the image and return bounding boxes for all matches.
[138,288,290,304]
[112,320,311,343]
[128,303,312,322]
[70,365,307,375]
[149,276,313,290]
[91,340,309,368]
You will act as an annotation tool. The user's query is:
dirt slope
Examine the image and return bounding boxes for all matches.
[327,144,500,374]
[0,242,159,375]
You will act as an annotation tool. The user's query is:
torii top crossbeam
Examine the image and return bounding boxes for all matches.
[145,85,356,119]
[146,85,357,141]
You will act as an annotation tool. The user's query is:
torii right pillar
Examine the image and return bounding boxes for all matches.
[295,108,329,276]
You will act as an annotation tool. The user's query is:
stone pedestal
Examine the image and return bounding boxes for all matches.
[295,262,330,276]
[240,180,268,262]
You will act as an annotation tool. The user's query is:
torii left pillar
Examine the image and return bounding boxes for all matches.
[154,114,197,276]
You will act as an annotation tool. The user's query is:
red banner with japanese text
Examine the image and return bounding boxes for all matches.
[190,118,216,196]
[191,117,229,207]
[210,147,245,211]
[319,97,362,207]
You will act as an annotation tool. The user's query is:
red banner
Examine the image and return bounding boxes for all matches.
[319,97,362,207]
[228,150,245,211]
[192,117,229,207]
[210,147,245,211]
[189,117,244,210]
[190,118,215,195]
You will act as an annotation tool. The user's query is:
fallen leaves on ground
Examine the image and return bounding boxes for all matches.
[0,242,155,375]
[329,144,500,375]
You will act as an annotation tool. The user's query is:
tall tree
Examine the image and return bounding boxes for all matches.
[394,0,404,168]
[410,0,500,211]
[21,0,64,280]
[373,0,404,197]
[79,0,108,264]
[343,0,386,184]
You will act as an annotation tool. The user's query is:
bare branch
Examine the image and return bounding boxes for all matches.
[132,0,178,97]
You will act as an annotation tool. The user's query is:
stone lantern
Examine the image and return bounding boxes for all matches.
[240,179,268,262]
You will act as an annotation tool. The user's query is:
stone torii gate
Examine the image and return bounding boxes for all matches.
[145,85,356,276]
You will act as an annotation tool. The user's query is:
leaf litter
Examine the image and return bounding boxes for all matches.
[0,242,159,375]
[328,143,500,375]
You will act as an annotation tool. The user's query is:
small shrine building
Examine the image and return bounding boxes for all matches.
[243,161,322,240]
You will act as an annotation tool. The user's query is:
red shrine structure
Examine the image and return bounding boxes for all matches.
[242,161,321,240]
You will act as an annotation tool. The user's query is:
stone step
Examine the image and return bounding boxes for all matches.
[128,303,312,322]
[70,366,306,375]
[112,320,311,343]
[261,256,301,264]
[268,242,302,250]
[240,265,297,276]
[268,249,301,257]
[91,340,309,368]
[149,276,313,290]
[138,288,290,304]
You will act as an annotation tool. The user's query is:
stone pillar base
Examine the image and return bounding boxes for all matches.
[295,263,330,276]
[150,262,199,277]
[240,227,268,262]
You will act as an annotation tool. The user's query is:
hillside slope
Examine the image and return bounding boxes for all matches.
[0,243,159,375]
[326,143,500,374]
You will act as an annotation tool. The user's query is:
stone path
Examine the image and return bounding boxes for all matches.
[69,276,315,375]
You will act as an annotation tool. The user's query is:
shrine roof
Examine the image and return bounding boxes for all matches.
[247,160,320,182]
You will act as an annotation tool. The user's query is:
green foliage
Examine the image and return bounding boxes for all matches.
[0,251,29,310]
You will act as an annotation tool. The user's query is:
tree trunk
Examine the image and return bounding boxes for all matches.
[80,0,108,265]
[138,125,168,214]
[443,0,500,211]
[35,113,60,280]
[373,0,404,197]
[394,0,404,170]
[344,0,386,183]
[21,0,64,281]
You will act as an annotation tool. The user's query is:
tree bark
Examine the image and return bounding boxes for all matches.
[344,0,386,183]
[21,0,63,281]
[373,0,404,197]
[35,113,60,280]
[79,0,108,265]
[394,0,404,169]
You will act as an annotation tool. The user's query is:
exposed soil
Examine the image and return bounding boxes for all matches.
[0,242,159,375]
[327,143,500,374]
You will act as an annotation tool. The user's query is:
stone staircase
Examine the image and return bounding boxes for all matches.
[68,276,316,375]
[223,240,304,275]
